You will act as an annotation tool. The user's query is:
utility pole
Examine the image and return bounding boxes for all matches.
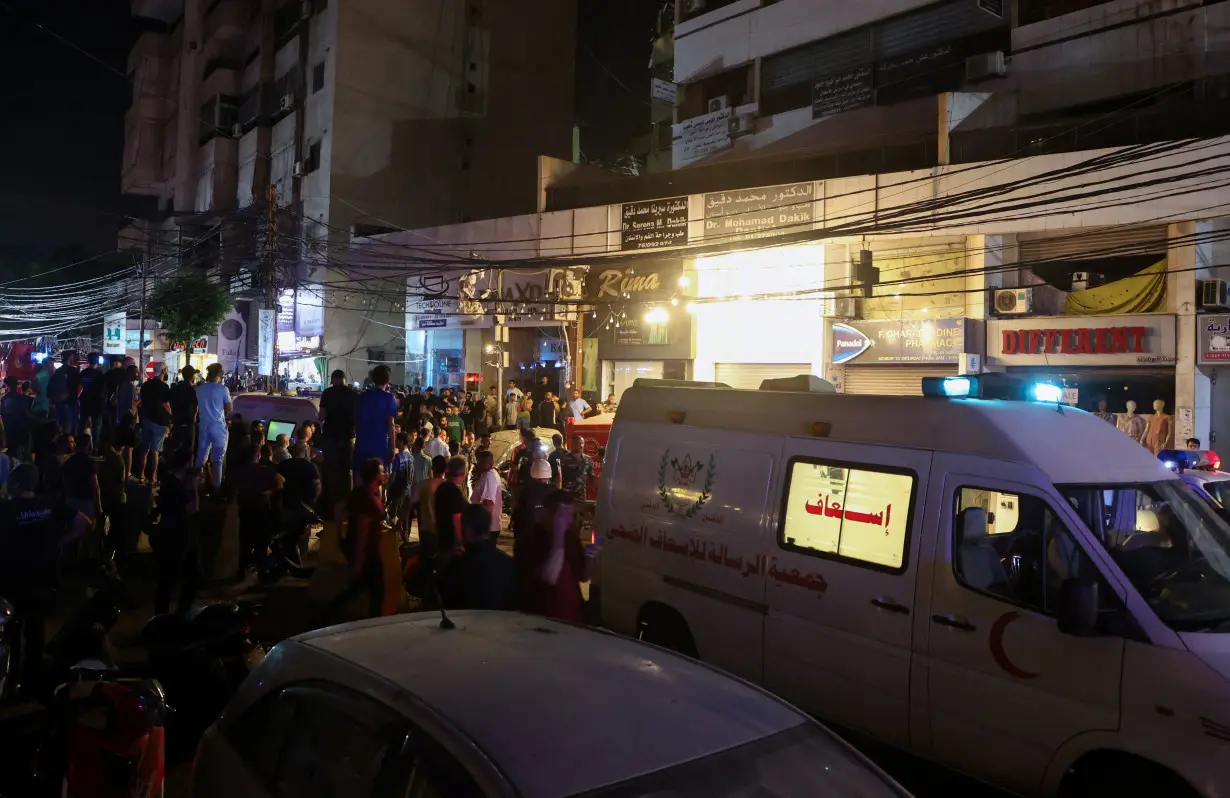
[138,224,150,373]
[266,183,279,395]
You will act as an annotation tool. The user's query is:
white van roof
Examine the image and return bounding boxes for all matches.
[616,386,1175,485]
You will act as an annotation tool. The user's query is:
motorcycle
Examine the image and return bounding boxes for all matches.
[41,563,128,698]
[33,662,168,798]
[257,502,318,585]
[140,598,264,754]
[0,596,14,702]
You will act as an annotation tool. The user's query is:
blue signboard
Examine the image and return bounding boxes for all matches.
[831,319,967,365]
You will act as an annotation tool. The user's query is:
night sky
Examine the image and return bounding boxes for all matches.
[0,0,657,272]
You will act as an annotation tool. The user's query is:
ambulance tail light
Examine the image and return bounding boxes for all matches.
[1159,450,1201,472]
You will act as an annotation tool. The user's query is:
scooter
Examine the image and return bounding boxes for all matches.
[140,599,264,755]
[41,563,128,697]
[32,662,168,798]
[0,597,14,702]
[257,502,319,585]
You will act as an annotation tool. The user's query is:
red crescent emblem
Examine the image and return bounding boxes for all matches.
[989,611,1039,679]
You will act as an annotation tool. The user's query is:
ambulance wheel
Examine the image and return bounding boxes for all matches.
[1060,753,1197,798]
[637,605,698,658]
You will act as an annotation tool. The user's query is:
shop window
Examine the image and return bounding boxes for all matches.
[953,487,1100,613]
[678,64,754,122]
[780,460,915,571]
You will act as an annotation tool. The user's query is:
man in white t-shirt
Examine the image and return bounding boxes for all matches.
[194,363,233,490]
[425,427,450,460]
[470,449,502,536]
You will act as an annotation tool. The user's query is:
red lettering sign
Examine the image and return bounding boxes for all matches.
[999,326,1151,356]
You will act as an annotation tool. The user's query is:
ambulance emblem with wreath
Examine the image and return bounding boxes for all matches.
[657,449,716,518]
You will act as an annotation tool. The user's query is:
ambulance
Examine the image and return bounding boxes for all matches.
[596,376,1230,797]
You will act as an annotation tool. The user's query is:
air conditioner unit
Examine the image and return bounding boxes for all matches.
[231,123,243,138]
[1071,271,1090,292]
[1202,278,1230,310]
[707,95,729,114]
[730,112,756,136]
[279,94,295,112]
[292,161,304,178]
[684,0,707,12]
[994,287,1033,315]
[965,51,1006,84]
[833,297,859,318]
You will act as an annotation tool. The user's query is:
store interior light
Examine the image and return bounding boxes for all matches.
[678,276,688,287]
[644,307,669,323]
[685,302,698,313]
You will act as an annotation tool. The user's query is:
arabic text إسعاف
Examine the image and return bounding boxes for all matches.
[803,495,892,528]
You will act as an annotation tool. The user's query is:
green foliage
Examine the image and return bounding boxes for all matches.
[147,273,233,346]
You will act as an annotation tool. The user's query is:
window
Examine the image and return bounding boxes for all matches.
[1060,481,1230,631]
[780,460,914,570]
[954,488,1099,614]
[306,140,322,174]
[224,690,299,783]
[312,61,325,93]
[272,695,390,797]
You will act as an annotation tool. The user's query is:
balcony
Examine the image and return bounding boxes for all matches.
[201,60,241,101]
[205,0,245,44]
[131,0,184,24]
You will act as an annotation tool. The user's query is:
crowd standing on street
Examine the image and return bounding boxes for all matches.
[0,352,611,696]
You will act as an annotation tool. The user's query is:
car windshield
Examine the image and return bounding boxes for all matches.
[1059,480,1230,631]
[1198,479,1230,510]
[574,723,901,798]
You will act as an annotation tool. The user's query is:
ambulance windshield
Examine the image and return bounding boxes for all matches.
[1060,480,1230,632]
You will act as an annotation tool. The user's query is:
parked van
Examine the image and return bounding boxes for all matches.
[596,377,1230,797]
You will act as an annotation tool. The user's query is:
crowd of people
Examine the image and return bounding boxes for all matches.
[0,352,609,695]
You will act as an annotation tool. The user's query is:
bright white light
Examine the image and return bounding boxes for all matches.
[685,302,698,313]
[644,307,669,324]
[484,344,494,353]
[678,276,688,287]
[942,377,973,397]
[32,352,48,363]
[1031,383,1063,403]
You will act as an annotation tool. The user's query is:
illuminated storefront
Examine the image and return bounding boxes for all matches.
[689,244,830,389]
[827,318,980,395]
[588,260,693,402]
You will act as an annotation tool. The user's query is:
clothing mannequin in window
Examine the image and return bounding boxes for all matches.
[1116,400,1147,445]
[1145,399,1173,455]
[1092,397,1116,425]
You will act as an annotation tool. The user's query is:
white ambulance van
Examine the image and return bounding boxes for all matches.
[596,377,1230,797]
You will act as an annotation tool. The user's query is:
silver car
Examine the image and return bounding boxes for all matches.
[191,611,909,798]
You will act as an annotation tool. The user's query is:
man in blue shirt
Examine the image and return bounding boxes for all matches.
[353,364,397,484]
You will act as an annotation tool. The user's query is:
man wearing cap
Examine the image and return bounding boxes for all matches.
[194,363,232,492]
[169,364,199,455]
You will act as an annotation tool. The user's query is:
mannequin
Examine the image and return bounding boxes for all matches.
[1145,399,1174,455]
[1117,400,1147,445]
[1092,398,1116,425]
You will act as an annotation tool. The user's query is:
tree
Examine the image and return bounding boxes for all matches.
[147,273,233,347]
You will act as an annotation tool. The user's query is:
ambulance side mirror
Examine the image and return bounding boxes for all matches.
[1057,579,1099,637]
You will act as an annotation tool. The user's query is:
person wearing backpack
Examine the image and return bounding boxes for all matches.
[48,351,81,437]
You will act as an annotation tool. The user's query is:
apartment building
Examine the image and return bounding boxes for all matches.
[120,0,576,383]
[548,0,1230,209]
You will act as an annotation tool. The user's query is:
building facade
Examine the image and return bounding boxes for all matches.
[120,0,576,383]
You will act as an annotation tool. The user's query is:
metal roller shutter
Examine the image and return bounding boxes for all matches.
[715,363,812,391]
[1018,225,1168,263]
[842,365,957,396]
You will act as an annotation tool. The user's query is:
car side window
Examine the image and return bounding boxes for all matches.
[954,487,1100,614]
[271,692,394,798]
[224,689,298,784]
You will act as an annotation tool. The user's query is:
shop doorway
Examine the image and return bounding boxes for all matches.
[605,360,664,403]
[1006,367,1175,415]
[715,362,811,391]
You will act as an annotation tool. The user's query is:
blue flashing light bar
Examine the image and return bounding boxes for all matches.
[922,375,1067,404]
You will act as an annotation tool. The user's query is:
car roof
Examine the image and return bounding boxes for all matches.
[294,612,810,798]
[617,385,1174,485]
